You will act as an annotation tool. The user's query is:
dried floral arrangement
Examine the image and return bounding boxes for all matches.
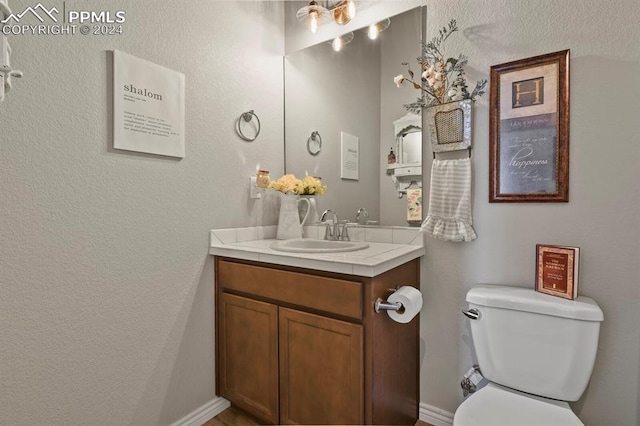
[394,19,487,113]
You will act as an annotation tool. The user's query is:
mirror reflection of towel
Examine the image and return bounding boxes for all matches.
[406,187,422,225]
[421,158,477,242]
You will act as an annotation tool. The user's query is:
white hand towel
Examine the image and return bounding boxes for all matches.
[421,158,477,242]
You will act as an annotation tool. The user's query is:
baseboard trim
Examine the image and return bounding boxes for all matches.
[170,396,231,426]
[419,402,454,426]
[172,397,450,426]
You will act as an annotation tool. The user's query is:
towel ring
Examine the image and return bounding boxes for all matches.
[307,131,322,155]
[236,110,261,142]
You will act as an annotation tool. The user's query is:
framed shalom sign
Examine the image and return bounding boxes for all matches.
[113,50,185,158]
[489,50,569,202]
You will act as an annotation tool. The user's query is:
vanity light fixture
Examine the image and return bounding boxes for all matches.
[296,1,330,34]
[330,31,354,52]
[297,1,358,33]
[367,18,390,40]
[333,0,357,25]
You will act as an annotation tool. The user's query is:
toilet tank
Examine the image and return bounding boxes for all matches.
[466,285,604,401]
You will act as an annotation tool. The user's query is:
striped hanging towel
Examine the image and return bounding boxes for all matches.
[421,158,477,242]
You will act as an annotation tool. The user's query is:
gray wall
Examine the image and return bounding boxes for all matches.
[2,1,639,425]
[418,1,640,425]
[0,1,284,424]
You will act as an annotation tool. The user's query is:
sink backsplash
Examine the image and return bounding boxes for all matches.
[210,225,423,247]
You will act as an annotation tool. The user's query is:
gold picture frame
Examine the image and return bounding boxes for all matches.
[489,50,570,202]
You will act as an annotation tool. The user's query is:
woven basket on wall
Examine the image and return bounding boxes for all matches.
[425,99,473,156]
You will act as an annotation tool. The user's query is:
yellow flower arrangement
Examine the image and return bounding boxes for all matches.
[269,174,327,195]
[269,174,303,194]
[301,175,327,195]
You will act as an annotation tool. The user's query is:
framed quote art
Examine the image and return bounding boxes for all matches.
[489,50,570,202]
[340,131,359,181]
[113,50,185,158]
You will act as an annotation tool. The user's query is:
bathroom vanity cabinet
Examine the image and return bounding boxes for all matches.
[215,256,420,425]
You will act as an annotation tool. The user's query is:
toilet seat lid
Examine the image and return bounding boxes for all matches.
[453,383,583,426]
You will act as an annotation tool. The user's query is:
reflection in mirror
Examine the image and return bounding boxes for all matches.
[402,133,422,164]
[388,112,422,201]
[307,131,322,155]
[395,113,422,165]
[284,6,425,226]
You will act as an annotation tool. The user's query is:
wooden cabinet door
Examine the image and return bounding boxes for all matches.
[218,293,279,424]
[279,307,363,425]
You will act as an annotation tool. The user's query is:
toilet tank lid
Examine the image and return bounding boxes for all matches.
[466,285,604,321]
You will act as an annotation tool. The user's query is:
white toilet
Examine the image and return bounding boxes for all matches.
[453,284,604,426]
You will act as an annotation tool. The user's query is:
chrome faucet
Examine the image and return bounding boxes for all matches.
[320,209,339,240]
[356,208,369,225]
[320,209,350,241]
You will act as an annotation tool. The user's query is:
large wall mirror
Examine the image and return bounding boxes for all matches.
[284,5,426,226]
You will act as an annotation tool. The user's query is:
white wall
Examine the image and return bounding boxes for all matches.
[418,1,640,425]
[0,1,284,424]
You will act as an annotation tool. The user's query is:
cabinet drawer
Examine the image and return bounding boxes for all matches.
[218,259,363,320]
[395,165,422,177]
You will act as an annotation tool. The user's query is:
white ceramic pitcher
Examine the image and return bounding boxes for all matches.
[299,195,320,225]
[276,192,310,240]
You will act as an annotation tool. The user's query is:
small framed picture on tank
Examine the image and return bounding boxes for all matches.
[535,244,580,300]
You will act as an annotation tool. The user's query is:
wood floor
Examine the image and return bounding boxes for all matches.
[203,405,262,426]
[204,405,433,426]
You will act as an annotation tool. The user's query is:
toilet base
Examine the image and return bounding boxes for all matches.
[453,382,583,426]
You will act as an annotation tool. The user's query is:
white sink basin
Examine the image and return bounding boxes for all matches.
[270,238,369,253]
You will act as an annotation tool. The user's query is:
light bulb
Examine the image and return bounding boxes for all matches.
[332,37,343,52]
[308,11,318,33]
[346,0,356,19]
[368,24,379,40]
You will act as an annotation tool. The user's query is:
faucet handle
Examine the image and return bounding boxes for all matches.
[339,220,350,241]
[323,222,334,240]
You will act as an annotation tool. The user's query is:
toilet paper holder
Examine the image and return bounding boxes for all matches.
[374,298,403,313]
[374,286,422,323]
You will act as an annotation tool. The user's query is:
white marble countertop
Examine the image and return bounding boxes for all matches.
[209,225,424,277]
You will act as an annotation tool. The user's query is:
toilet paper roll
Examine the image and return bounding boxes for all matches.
[387,286,423,323]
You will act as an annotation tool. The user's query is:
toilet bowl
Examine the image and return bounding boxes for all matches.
[454,285,603,426]
[453,383,583,426]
